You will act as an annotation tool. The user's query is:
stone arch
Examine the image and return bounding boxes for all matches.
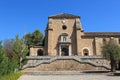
[82,48,90,56]
[37,49,43,56]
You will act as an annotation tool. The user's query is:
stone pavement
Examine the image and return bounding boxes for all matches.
[18,73,120,80]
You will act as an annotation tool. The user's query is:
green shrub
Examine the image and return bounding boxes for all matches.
[0,41,19,77]
[0,41,9,76]
[0,72,23,80]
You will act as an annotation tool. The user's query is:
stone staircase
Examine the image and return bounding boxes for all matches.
[23,56,110,70]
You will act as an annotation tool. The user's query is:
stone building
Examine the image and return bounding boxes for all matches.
[23,13,120,71]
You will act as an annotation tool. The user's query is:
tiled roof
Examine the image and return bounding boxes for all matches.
[83,32,120,37]
[48,13,80,18]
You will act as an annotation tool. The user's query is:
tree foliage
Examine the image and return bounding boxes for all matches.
[0,41,8,76]
[0,29,43,76]
[0,35,29,77]
[13,35,28,69]
[24,29,43,47]
[102,40,120,72]
[4,39,17,60]
[0,41,18,77]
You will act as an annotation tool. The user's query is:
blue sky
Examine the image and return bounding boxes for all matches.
[0,0,120,41]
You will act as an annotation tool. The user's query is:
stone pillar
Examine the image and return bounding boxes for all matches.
[94,37,103,55]
[59,44,61,56]
[69,45,72,56]
[75,18,84,55]
[30,47,37,56]
[94,37,98,55]
[45,18,53,56]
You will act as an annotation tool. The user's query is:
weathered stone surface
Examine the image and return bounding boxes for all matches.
[23,59,107,72]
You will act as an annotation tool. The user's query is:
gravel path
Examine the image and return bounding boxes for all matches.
[18,74,120,80]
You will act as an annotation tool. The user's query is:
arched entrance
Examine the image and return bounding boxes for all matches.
[83,49,89,56]
[37,49,43,56]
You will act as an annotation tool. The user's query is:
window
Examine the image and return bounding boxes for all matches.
[63,36,67,42]
[60,35,68,42]
[83,49,89,56]
[59,33,68,42]
[62,25,67,30]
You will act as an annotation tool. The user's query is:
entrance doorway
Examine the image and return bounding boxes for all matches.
[61,46,69,56]
[37,49,43,56]
[83,49,89,56]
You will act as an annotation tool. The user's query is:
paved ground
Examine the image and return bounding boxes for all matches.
[18,74,120,80]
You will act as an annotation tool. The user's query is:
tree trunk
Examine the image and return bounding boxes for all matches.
[111,60,116,72]
[19,57,23,70]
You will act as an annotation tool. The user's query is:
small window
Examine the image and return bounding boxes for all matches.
[61,35,68,42]
[63,36,67,42]
[62,25,67,30]
[59,33,68,42]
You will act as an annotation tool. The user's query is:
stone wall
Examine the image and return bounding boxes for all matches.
[23,58,109,72]
[30,46,44,56]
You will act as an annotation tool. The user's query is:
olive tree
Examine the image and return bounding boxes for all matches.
[102,40,120,72]
[13,35,28,69]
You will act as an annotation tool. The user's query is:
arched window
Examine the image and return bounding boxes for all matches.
[83,49,89,56]
[37,49,43,56]
[59,33,68,42]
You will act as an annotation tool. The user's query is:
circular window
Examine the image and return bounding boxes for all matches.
[62,25,67,30]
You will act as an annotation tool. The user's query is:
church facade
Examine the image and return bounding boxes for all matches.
[24,13,120,71]
[30,13,120,57]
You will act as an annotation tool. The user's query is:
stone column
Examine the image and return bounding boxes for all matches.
[94,37,103,55]
[59,45,61,56]
[69,45,71,56]
[47,18,53,56]
[75,18,84,56]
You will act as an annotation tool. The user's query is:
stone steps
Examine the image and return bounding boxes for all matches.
[23,71,110,75]
[23,71,83,75]
[23,56,110,70]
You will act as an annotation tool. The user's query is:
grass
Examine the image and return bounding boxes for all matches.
[0,71,23,80]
